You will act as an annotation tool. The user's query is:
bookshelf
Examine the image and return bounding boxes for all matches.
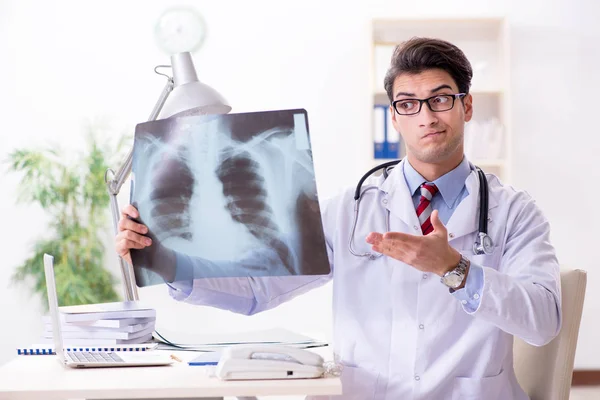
[370,17,511,182]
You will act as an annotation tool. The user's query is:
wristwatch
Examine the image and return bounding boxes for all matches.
[440,254,470,289]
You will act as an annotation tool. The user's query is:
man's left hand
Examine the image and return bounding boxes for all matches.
[365,209,461,277]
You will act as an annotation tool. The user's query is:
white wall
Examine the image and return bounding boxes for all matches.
[1,0,599,369]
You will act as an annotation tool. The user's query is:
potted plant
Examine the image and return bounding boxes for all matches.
[5,123,129,308]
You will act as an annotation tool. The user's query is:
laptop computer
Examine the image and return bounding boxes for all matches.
[43,253,173,368]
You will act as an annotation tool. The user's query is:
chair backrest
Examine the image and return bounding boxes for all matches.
[513,269,587,400]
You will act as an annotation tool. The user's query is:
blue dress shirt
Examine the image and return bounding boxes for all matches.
[403,157,484,311]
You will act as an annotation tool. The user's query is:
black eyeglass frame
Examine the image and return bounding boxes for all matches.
[391,93,467,116]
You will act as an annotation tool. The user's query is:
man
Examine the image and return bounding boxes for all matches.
[116,37,561,400]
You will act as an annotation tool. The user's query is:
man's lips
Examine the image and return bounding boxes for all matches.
[423,130,445,138]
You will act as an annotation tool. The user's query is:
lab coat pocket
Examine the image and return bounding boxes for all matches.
[308,365,380,400]
[459,246,502,271]
[451,368,506,400]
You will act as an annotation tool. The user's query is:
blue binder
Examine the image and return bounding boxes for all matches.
[386,107,400,159]
[373,105,387,159]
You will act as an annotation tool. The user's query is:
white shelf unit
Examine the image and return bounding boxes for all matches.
[370,18,511,182]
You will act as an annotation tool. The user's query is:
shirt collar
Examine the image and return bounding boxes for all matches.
[403,156,472,209]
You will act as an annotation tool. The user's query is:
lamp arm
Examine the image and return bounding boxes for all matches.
[105,74,174,301]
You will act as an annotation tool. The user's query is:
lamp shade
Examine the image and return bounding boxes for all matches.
[158,52,231,118]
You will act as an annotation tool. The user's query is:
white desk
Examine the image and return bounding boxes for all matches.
[0,350,342,400]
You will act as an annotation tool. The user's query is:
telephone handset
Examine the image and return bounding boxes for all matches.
[215,344,325,380]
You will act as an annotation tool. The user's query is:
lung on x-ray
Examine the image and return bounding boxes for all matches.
[129,109,330,286]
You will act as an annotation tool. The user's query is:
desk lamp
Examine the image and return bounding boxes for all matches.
[105,7,231,301]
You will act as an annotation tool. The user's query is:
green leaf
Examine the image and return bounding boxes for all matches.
[6,122,130,308]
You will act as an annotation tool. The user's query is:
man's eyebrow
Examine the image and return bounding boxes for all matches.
[430,84,453,93]
[395,91,416,99]
[394,84,455,99]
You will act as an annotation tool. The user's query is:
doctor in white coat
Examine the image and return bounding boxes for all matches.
[116,37,561,400]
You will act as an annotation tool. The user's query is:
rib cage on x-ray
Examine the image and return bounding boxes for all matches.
[216,144,296,274]
[131,113,321,282]
[148,143,194,242]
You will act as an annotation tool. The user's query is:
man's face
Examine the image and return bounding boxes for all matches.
[390,69,472,164]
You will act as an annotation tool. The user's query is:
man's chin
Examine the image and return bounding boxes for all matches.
[411,142,464,163]
[413,150,452,164]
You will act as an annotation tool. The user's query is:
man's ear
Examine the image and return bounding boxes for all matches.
[463,93,473,122]
[389,105,401,134]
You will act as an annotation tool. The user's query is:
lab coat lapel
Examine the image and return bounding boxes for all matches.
[379,159,422,232]
[378,160,499,238]
[445,169,499,241]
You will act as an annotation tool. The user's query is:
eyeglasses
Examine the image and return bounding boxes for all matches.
[392,93,467,116]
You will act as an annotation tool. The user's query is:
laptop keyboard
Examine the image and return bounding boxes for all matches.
[66,351,124,364]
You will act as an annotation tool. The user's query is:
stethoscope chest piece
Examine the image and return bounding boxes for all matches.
[473,232,494,255]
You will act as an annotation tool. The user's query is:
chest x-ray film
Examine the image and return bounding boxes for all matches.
[129,109,330,286]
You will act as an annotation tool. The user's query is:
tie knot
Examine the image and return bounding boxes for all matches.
[419,183,438,200]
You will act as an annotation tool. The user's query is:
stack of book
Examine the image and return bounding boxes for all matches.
[42,301,156,346]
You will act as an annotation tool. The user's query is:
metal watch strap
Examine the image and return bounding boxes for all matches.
[441,254,470,289]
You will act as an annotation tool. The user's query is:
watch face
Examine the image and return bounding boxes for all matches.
[444,272,463,288]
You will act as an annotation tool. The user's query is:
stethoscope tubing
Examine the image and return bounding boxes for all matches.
[350,159,492,259]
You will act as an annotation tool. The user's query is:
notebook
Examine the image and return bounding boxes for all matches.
[41,315,156,329]
[43,325,155,340]
[57,301,156,323]
[188,351,221,366]
[43,320,155,334]
[39,333,154,345]
[17,343,158,355]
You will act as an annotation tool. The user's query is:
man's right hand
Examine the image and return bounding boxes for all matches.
[115,204,152,265]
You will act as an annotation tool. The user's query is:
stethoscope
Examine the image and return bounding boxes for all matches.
[349,159,494,260]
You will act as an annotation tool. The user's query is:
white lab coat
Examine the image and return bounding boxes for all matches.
[171,159,561,400]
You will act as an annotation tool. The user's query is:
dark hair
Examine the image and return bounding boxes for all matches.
[383,37,473,103]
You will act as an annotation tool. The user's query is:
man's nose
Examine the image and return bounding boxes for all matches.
[418,103,439,127]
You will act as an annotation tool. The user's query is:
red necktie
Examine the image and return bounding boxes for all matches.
[416,183,438,235]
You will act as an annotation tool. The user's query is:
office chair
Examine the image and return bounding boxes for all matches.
[513,269,587,400]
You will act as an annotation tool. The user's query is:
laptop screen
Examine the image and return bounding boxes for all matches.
[43,254,65,359]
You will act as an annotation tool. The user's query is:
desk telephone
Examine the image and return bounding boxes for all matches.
[215,345,325,380]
